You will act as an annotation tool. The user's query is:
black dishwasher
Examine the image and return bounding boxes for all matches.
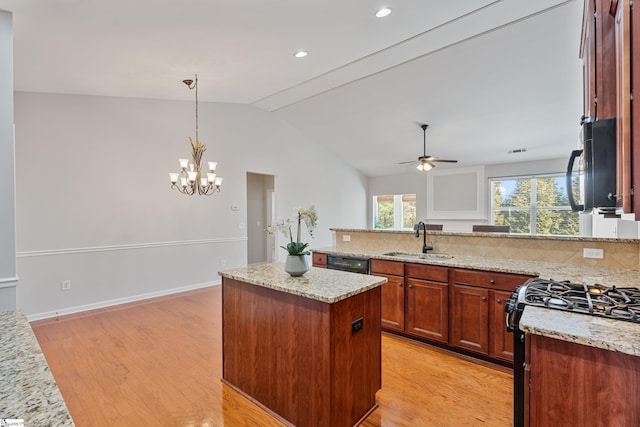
[326,255,370,274]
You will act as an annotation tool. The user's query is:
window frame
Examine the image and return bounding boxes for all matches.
[372,193,417,231]
[489,173,578,236]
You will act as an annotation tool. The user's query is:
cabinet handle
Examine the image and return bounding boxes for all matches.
[398,283,403,287]
[409,284,413,288]
[497,298,502,303]
[481,296,487,302]
[489,279,496,284]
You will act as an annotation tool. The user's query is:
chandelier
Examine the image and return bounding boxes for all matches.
[169,74,223,195]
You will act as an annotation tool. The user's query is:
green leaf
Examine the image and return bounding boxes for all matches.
[281,241,310,256]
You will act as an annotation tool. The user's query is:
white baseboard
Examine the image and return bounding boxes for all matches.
[26,280,222,322]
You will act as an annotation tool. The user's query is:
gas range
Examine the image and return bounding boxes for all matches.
[511,277,640,323]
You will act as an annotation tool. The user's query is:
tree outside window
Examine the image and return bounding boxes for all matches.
[491,174,579,236]
[373,194,417,230]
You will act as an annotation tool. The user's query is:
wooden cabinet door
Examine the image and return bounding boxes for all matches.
[633,0,640,218]
[615,0,632,212]
[581,0,596,118]
[406,278,448,343]
[375,274,405,332]
[489,290,514,362]
[451,285,489,355]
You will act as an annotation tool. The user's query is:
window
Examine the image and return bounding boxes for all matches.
[373,194,416,230]
[490,174,579,236]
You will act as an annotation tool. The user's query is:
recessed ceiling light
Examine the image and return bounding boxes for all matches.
[375,7,392,18]
[294,50,308,58]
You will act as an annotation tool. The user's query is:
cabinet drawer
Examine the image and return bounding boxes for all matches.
[405,263,449,283]
[452,268,532,291]
[371,259,404,276]
[312,252,327,266]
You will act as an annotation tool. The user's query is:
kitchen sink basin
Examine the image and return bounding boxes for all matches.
[382,251,453,260]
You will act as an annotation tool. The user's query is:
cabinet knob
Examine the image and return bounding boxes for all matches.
[398,283,403,287]
[481,296,487,302]
[489,279,496,284]
[409,284,413,288]
[497,298,502,303]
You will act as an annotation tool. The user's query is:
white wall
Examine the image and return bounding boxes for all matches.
[0,11,17,312]
[15,92,367,318]
[368,157,569,232]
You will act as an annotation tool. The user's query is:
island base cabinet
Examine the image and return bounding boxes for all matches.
[222,278,381,427]
[528,334,640,427]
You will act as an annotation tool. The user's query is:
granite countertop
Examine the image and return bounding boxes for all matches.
[520,306,640,357]
[0,311,74,426]
[219,262,387,304]
[314,247,640,356]
[314,246,640,288]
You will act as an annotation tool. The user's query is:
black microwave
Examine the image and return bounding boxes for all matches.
[566,117,617,212]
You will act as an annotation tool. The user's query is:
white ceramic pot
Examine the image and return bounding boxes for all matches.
[284,255,309,277]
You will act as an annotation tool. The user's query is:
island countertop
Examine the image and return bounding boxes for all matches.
[219,262,387,304]
[0,311,74,426]
[519,306,640,357]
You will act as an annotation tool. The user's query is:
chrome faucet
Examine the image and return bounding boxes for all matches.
[415,221,433,254]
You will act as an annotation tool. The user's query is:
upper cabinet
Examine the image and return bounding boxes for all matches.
[581,0,640,217]
[614,0,632,213]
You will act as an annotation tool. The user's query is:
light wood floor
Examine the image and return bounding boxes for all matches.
[31,286,513,427]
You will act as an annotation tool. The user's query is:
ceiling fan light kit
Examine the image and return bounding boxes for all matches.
[399,123,458,172]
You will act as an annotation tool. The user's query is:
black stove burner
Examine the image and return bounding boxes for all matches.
[522,278,640,323]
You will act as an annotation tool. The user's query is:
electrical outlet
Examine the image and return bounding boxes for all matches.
[343,235,351,242]
[583,248,604,259]
[61,280,71,291]
[220,259,227,267]
[351,317,363,335]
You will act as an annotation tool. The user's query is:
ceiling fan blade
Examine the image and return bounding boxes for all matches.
[432,159,458,163]
[398,160,417,164]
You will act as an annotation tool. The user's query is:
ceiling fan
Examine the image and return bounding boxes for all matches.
[399,124,458,171]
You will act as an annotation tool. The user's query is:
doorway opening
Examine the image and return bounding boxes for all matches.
[246,172,276,264]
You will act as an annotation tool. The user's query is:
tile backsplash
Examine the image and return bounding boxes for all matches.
[333,230,640,270]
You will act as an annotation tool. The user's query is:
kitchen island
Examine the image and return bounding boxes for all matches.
[219,263,386,427]
[519,307,640,426]
[0,311,74,426]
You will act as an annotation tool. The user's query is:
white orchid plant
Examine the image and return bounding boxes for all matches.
[267,205,318,256]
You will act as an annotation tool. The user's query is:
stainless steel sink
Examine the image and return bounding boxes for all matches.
[382,251,453,260]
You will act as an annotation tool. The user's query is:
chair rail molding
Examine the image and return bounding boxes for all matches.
[0,276,19,289]
[16,237,247,258]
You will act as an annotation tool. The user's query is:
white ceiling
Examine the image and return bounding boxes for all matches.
[1,0,584,177]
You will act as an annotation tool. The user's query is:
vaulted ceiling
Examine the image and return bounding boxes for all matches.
[1,0,583,176]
